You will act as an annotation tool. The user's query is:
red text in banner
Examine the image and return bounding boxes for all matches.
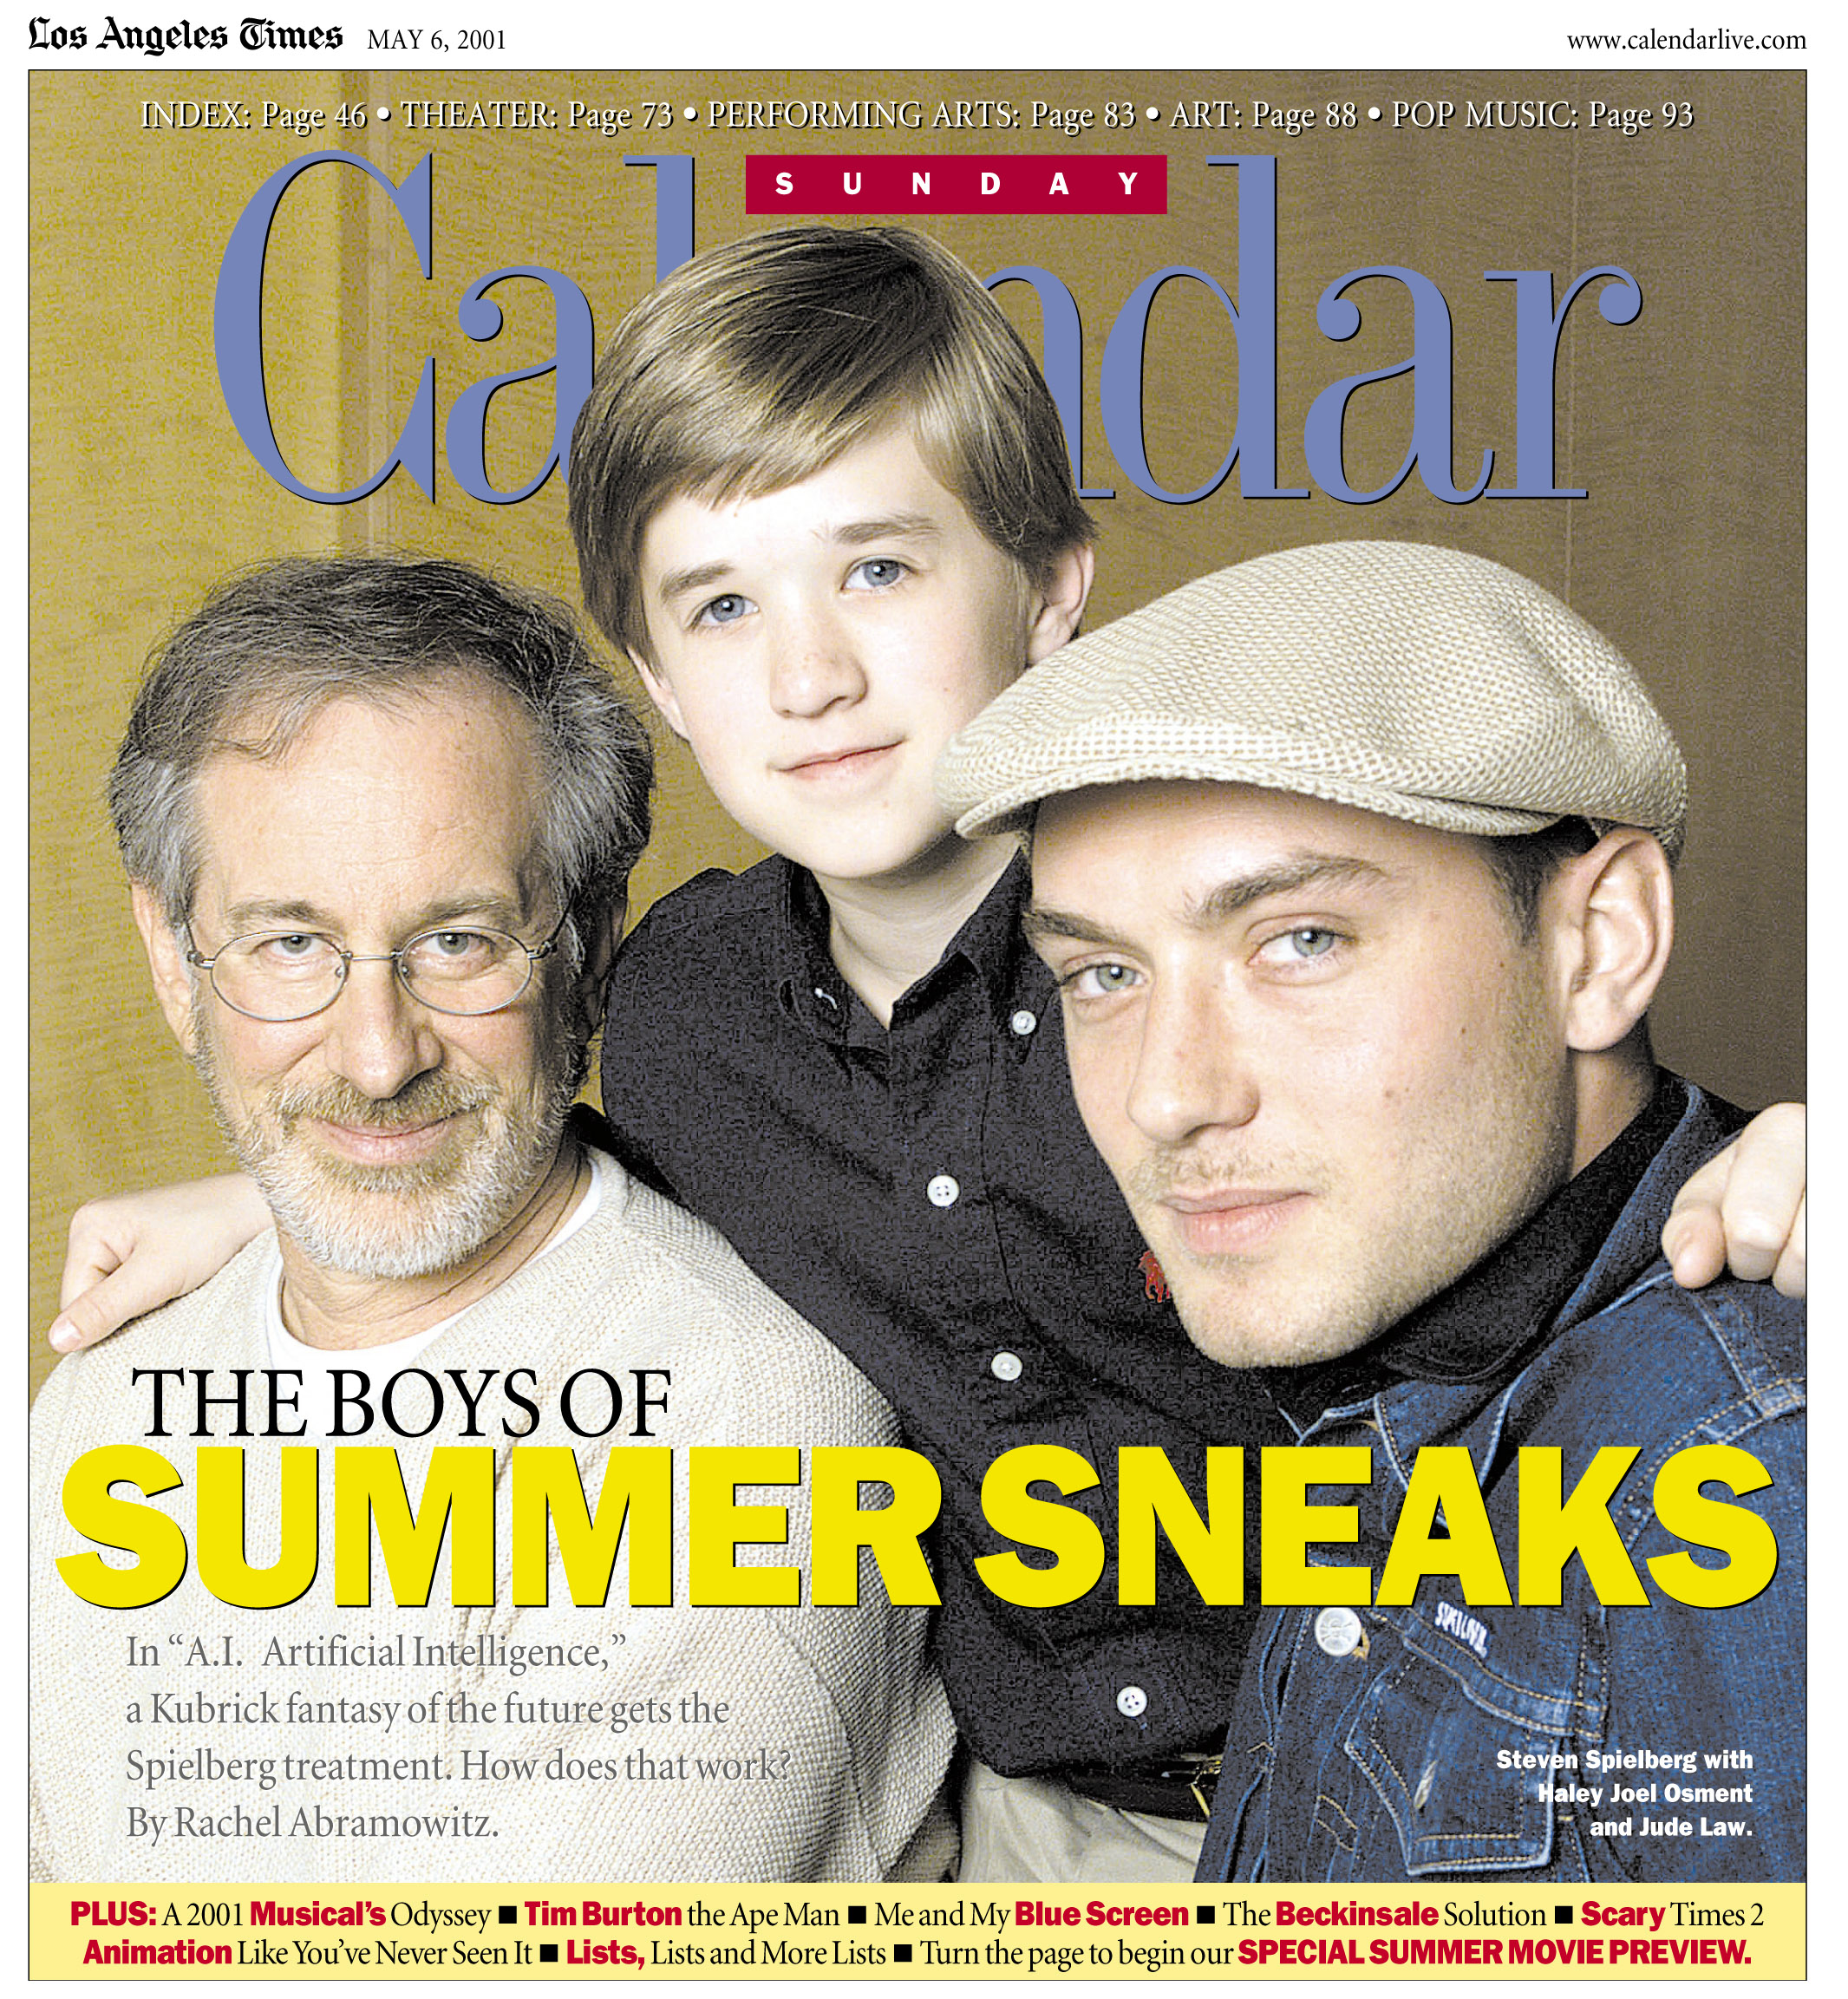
[746,154,1167,215]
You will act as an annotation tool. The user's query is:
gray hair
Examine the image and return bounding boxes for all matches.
[110,554,654,932]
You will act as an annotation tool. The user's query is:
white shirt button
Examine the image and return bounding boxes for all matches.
[1009,1009,1038,1036]
[1314,1607,1365,1658]
[927,1173,960,1208]
[1116,1685,1149,1718]
[990,1350,1022,1382]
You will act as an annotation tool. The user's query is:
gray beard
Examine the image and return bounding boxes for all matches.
[193,1013,585,1281]
[251,1103,569,1280]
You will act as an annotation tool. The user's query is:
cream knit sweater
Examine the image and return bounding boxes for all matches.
[32,1152,954,1883]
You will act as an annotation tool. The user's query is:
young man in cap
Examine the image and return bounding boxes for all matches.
[54,232,1806,1881]
[938,539,1804,1883]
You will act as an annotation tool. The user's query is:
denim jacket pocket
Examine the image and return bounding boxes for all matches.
[1338,1610,1603,1878]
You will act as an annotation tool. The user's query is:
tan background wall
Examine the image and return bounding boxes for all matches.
[30,69,1805,1397]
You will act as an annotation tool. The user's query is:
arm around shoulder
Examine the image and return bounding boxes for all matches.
[1662,1102,1806,1297]
[50,1172,270,1353]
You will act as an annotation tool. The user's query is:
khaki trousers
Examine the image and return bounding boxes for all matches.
[957,1759,1207,1883]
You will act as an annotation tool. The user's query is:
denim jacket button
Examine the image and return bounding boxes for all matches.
[1314,1606,1365,1657]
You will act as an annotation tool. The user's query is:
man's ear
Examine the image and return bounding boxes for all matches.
[628,648,688,740]
[581,895,625,987]
[130,882,200,1055]
[1024,543,1096,665]
[1546,832,1675,1053]
[570,895,627,1040]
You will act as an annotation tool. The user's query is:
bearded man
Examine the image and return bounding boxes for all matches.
[30,554,951,1885]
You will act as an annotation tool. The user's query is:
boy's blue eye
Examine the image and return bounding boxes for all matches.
[848,559,907,589]
[696,592,754,627]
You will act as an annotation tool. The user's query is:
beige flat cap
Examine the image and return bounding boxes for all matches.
[940,540,1687,860]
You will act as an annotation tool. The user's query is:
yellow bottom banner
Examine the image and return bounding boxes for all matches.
[31,1881,1805,1980]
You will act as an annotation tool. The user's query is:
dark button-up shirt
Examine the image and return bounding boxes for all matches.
[1198,1075,1806,1883]
[600,853,1288,1775]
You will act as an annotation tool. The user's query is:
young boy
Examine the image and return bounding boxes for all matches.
[55,226,1806,1881]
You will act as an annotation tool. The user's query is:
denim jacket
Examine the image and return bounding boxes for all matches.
[1198,1079,1805,1884]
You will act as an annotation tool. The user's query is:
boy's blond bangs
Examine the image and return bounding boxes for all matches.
[568,225,1094,663]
